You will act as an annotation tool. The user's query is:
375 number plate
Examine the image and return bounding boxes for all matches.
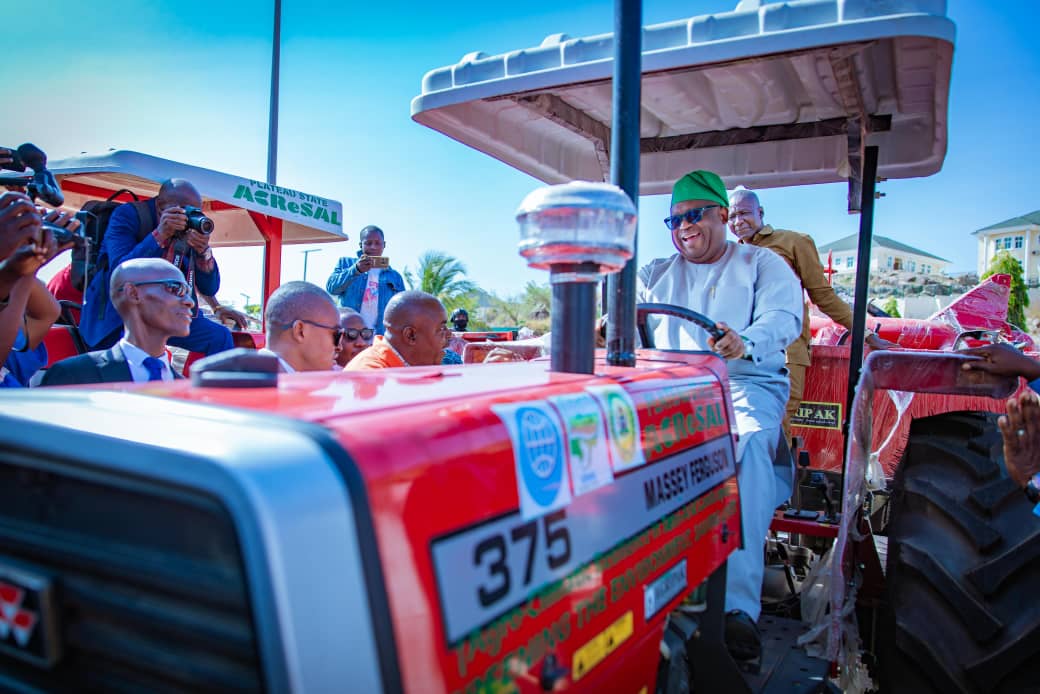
[430,434,734,644]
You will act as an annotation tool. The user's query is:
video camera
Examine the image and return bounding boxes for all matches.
[2,142,85,250]
[0,143,65,208]
[182,205,214,235]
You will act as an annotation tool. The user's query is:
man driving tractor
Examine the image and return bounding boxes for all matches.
[638,169,803,662]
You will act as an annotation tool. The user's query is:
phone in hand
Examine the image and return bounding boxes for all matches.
[370,256,390,268]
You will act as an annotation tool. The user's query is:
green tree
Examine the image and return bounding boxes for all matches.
[520,281,550,317]
[481,281,553,333]
[882,297,901,318]
[404,251,479,315]
[983,251,1029,328]
[485,293,526,326]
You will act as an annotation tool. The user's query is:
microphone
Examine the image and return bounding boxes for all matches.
[15,143,46,172]
[13,143,64,207]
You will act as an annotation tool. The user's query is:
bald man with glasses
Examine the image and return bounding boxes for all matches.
[260,281,343,373]
[41,258,193,385]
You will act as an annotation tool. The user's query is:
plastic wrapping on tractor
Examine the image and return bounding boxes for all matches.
[797,274,1037,478]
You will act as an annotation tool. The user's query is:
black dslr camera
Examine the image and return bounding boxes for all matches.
[182,205,214,234]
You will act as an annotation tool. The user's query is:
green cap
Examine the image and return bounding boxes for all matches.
[670,170,729,208]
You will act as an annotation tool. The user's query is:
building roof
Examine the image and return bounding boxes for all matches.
[975,210,1040,233]
[816,234,949,262]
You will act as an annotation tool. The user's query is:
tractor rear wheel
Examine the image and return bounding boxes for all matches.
[879,412,1040,693]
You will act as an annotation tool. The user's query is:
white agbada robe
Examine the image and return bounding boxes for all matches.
[638,242,803,620]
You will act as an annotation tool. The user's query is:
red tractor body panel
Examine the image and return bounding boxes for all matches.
[93,352,740,693]
[793,346,1021,475]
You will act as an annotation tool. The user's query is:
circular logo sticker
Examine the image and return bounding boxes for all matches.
[606,391,637,462]
[516,407,564,507]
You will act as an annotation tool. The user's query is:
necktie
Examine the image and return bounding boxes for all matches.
[142,356,166,382]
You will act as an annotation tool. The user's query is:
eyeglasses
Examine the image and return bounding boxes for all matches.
[277,318,344,345]
[663,205,720,231]
[342,327,374,341]
[128,279,191,297]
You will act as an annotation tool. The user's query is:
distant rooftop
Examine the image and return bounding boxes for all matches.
[975,210,1040,233]
[817,233,949,262]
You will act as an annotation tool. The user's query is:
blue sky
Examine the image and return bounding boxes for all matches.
[7,0,1040,306]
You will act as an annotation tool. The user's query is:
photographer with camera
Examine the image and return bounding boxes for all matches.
[327,225,404,336]
[80,178,233,358]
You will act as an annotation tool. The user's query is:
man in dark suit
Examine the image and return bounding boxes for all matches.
[41,259,193,385]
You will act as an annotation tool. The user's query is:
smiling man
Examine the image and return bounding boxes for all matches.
[728,187,893,434]
[637,169,803,663]
[41,259,193,385]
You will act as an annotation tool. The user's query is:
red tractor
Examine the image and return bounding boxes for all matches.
[410,0,1040,691]
[0,2,1036,693]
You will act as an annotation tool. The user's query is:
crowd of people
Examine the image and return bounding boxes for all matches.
[0,176,511,387]
[3,160,1038,663]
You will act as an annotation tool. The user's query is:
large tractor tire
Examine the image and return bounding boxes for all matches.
[879,412,1040,693]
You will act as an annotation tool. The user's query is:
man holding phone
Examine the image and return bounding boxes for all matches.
[326,225,404,335]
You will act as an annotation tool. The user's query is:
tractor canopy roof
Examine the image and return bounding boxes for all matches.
[411,0,955,193]
[49,150,347,247]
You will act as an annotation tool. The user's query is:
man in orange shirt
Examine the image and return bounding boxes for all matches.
[345,290,449,370]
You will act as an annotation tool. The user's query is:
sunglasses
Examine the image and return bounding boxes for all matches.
[663,205,720,231]
[129,279,191,297]
[278,319,345,345]
[342,327,374,341]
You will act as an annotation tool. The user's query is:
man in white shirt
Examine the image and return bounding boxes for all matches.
[260,281,342,373]
[41,259,193,385]
[638,169,803,661]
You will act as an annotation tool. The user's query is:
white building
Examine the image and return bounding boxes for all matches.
[817,234,949,276]
[974,211,1040,284]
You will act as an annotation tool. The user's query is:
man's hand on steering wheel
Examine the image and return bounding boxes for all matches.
[708,322,745,360]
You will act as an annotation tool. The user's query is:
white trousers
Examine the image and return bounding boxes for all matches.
[723,375,791,622]
[724,428,782,620]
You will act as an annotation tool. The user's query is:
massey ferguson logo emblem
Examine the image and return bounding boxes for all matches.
[0,559,61,668]
[0,582,36,646]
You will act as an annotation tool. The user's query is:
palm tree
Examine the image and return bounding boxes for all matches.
[404,251,478,315]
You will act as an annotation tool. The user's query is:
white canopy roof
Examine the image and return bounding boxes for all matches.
[49,150,347,247]
[411,0,955,193]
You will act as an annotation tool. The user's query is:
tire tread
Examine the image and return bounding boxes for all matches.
[879,412,1040,694]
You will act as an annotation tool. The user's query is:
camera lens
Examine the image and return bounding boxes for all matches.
[184,206,215,234]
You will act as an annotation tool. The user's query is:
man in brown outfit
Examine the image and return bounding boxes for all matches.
[728,187,892,435]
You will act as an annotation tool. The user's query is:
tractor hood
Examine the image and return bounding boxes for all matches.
[411,0,955,193]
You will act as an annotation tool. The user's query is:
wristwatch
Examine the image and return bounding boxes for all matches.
[740,335,755,361]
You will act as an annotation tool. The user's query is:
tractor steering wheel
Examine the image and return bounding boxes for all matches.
[635,303,724,349]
